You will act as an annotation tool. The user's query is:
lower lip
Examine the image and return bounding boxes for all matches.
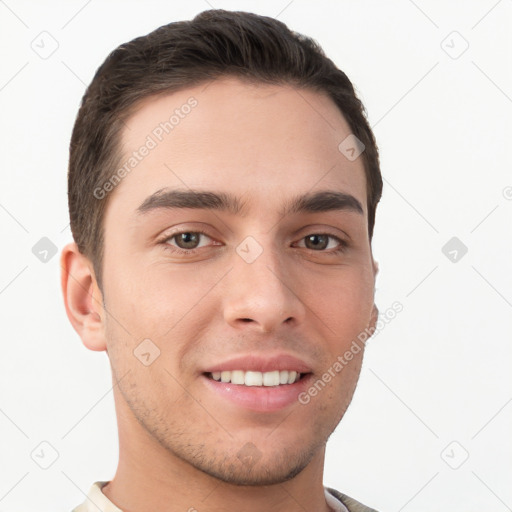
[201,373,314,412]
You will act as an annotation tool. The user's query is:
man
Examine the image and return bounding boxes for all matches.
[61,9,382,512]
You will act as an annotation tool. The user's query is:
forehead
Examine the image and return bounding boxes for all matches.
[110,77,367,218]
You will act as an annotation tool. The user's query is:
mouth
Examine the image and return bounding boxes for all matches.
[204,369,309,386]
[201,369,314,412]
[200,353,314,412]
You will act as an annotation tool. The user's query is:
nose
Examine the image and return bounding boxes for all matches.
[222,240,306,333]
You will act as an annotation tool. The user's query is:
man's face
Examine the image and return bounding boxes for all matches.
[99,77,378,485]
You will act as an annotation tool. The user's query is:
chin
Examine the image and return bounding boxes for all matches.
[193,446,315,486]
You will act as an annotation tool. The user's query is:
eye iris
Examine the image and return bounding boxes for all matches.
[305,234,328,250]
[176,232,200,249]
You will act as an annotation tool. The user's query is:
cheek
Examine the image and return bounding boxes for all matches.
[307,269,375,341]
[102,257,189,330]
[102,265,216,375]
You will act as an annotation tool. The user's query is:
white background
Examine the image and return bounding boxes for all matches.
[0,1,511,511]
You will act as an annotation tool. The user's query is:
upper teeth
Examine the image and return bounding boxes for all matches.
[210,370,300,386]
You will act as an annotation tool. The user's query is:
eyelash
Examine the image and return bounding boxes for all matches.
[159,230,348,256]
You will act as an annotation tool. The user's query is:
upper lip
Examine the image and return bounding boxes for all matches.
[203,353,313,374]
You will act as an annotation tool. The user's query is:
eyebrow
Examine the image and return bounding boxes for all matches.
[136,188,364,218]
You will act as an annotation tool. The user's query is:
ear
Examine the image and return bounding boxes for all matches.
[372,257,379,279]
[60,242,106,351]
[369,302,379,333]
[369,257,379,331]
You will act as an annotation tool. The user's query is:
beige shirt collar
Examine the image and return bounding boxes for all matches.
[73,481,349,512]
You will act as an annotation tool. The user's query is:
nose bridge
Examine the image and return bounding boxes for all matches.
[222,234,305,332]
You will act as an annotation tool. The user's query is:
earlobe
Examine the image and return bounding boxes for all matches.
[369,257,379,332]
[369,302,379,333]
[60,242,107,352]
[372,258,379,277]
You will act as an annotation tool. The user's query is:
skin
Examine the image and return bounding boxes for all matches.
[62,77,379,512]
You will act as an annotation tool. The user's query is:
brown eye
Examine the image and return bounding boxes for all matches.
[304,234,330,250]
[295,233,348,255]
[163,231,214,253]
[173,232,202,249]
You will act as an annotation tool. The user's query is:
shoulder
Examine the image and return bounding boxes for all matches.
[326,487,380,512]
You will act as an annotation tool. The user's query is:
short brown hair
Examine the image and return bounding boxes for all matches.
[68,9,382,290]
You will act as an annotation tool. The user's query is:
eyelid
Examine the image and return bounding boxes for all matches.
[158,228,218,248]
[293,223,352,243]
[156,223,217,242]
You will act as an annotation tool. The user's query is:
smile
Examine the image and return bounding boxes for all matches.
[207,370,305,386]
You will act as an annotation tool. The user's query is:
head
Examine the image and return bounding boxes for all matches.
[62,9,382,486]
